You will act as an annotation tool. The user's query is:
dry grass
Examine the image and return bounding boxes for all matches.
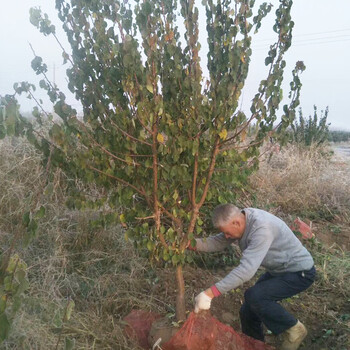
[250,144,350,220]
[0,138,164,349]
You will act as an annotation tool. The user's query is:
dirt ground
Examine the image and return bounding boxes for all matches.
[152,259,349,350]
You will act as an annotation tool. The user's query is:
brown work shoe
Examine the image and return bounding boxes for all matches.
[280,320,307,350]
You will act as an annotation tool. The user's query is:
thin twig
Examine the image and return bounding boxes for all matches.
[87,164,145,197]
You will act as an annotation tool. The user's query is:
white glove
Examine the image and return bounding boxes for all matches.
[194,291,212,313]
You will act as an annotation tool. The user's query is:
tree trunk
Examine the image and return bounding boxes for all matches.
[175,265,186,321]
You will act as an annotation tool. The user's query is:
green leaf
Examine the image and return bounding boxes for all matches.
[0,296,6,314]
[16,276,29,294]
[3,277,12,292]
[28,218,38,236]
[186,255,194,263]
[0,312,10,341]
[167,228,175,241]
[265,56,273,66]
[12,295,22,313]
[53,310,63,328]
[35,206,46,219]
[218,195,225,204]
[64,337,75,350]
[163,251,170,261]
[190,239,196,248]
[146,241,153,251]
[171,255,180,266]
[22,212,31,227]
[172,190,179,201]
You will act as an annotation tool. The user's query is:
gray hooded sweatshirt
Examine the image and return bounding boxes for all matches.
[195,208,314,294]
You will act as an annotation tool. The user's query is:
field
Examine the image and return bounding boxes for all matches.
[0,138,349,349]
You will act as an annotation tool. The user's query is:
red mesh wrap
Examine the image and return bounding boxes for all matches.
[162,312,275,350]
[290,217,314,239]
[123,309,161,349]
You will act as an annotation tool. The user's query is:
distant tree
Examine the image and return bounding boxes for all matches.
[2,0,304,321]
[329,130,350,143]
[290,105,330,147]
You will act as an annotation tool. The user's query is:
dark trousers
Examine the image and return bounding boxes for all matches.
[239,266,316,341]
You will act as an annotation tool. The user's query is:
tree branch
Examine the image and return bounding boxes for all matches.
[109,119,152,147]
[76,121,142,167]
[87,164,145,197]
[191,150,199,207]
[181,136,220,250]
[198,137,220,207]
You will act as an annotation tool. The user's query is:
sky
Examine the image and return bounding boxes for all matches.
[0,0,349,130]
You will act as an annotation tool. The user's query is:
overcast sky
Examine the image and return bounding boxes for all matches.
[1,0,349,130]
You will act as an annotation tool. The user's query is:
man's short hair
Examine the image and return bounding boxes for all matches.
[212,204,241,228]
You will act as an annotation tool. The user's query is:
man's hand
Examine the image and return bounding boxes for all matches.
[194,290,213,313]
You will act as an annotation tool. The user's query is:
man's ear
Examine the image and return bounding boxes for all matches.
[232,219,240,227]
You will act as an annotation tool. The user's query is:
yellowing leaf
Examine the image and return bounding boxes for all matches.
[146,83,153,93]
[120,214,126,223]
[65,300,75,321]
[125,155,133,164]
[240,53,245,63]
[165,30,174,41]
[219,128,228,140]
[157,133,164,143]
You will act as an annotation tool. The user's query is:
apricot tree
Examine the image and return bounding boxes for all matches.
[4,0,304,321]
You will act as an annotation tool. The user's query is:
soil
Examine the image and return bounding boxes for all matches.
[148,317,178,346]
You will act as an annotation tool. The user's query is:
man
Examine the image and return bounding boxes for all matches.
[192,204,316,350]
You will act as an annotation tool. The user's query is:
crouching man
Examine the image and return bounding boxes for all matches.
[192,204,316,350]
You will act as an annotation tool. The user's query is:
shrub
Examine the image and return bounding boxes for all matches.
[329,130,350,143]
[290,106,330,147]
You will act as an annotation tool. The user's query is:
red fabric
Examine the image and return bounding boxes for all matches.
[162,312,275,350]
[211,285,222,297]
[123,309,161,349]
[290,217,314,239]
